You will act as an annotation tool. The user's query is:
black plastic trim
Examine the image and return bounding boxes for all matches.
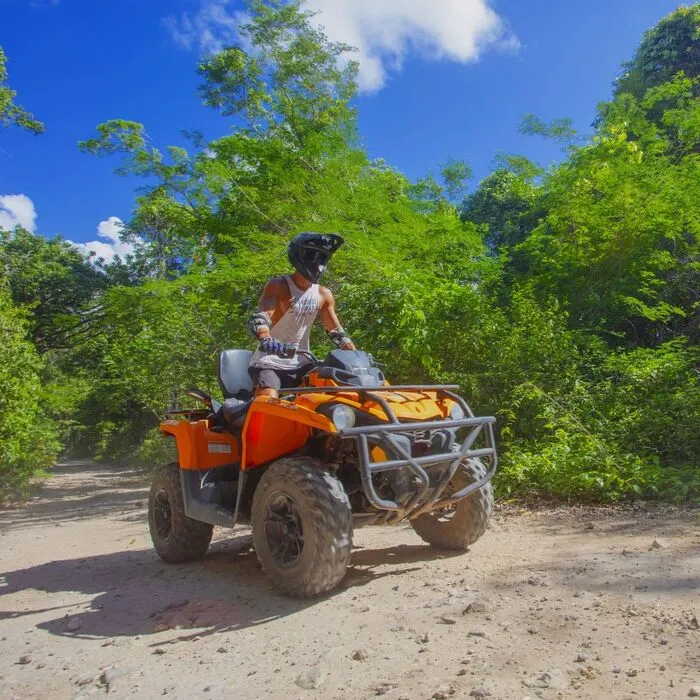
[180,470,237,527]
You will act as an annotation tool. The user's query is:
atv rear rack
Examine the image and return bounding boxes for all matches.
[284,384,498,523]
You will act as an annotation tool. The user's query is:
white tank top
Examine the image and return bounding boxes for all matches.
[250,276,321,371]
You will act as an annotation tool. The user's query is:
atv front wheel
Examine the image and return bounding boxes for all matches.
[410,458,493,551]
[148,463,213,562]
[251,456,352,598]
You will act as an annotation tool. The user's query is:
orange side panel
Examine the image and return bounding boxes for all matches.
[240,396,335,470]
[160,420,240,470]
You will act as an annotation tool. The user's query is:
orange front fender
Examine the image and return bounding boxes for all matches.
[240,396,336,470]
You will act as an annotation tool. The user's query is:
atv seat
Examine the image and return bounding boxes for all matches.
[217,349,254,430]
[218,349,254,399]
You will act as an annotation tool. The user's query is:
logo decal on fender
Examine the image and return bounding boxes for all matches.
[208,443,232,454]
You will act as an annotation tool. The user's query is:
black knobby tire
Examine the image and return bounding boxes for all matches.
[251,456,352,598]
[410,458,493,551]
[148,463,213,563]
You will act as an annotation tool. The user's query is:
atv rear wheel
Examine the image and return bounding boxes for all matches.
[251,456,352,598]
[410,458,493,551]
[148,463,213,563]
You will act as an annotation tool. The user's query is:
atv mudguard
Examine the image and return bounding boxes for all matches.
[159,396,337,528]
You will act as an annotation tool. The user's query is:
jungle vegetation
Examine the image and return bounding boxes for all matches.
[1,2,698,502]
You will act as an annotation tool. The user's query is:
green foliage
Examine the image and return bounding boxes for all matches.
[501,427,663,501]
[498,338,700,503]
[643,73,700,156]
[198,0,358,150]
[0,287,60,498]
[461,169,541,249]
[592,340,699,470]
[520,113,578,144]
[137,429,179,469]
[615,5,700,99]
[515,118,699,344]
[0,228,107,352]
[491,152,544,180]
[70,1,698,501]
[79,120,147,158]
[3,3,698,504]
[78,0,361,269]
[0,46,44,134]
[439,159,473,204]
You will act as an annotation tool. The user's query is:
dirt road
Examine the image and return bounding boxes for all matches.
[0,462,698,699]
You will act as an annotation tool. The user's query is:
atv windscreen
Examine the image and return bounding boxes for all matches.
[316,350,385,387]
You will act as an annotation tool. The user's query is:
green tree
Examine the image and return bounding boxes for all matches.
[439,159,472,204]
[516,97,699,345]
[461,169,541,250]
[79,0,361,267]
[520,113,578,145]
[0,286,59,497]
[615,5,700,99]
[65,1,698,506]
[0,46,44,134]
[0,228,107,352]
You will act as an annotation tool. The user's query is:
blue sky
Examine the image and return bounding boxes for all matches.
[0,0,685,259]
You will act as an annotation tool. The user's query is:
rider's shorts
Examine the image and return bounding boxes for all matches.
[248,363,313,391]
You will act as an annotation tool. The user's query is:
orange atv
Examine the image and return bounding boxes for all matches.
[148,349,497,598]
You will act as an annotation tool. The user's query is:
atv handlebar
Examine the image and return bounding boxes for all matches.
[294,349,320,364]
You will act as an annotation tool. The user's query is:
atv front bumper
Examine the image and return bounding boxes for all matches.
[290,384,498,523]
[343,415,496,523]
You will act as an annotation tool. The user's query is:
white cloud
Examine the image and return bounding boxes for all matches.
[163,0,247,55]
[0,200,138,266]
[164,0,518,93]
[69,216,138,264]
[0,194,38,233]
[306,0,519,92]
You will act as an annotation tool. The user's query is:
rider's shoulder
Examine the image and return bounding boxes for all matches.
[264,276,290,295]
[318,285,335,305]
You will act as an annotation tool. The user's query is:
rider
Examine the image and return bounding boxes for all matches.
[247,232,356,398]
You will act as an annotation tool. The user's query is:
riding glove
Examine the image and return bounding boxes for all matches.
[259,337,295,358]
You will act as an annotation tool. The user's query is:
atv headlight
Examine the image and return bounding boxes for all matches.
[331,404,356,431]
[449,403,465,421]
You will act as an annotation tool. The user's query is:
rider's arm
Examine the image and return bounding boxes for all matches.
[248,279,281,340]
[319,287,356,351]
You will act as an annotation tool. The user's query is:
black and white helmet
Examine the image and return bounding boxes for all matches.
[288,232,344,283]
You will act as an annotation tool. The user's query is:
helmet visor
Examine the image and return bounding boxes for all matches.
[299,247,331,282]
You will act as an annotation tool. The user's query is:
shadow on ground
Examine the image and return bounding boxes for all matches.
[0,460,468,645]
[0,537,457,644]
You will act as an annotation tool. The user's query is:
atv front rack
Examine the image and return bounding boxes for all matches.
[347,413,497,524]
[284,384,498,523]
